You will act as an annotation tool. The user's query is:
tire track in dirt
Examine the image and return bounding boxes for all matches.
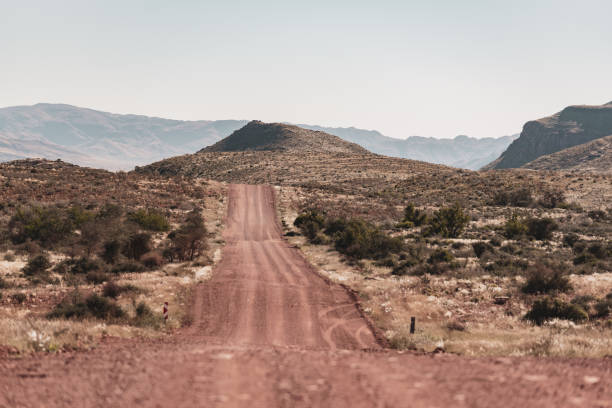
[191,183,379,349]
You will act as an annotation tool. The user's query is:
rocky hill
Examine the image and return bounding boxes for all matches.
[523,134,612,173]
[0,104,514,171]
[485,101,612,169]
[202,121,369,154]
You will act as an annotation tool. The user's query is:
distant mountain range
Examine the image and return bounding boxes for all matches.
[485,101,612,171]
[298,125,518,170]
[0,103,516,170]
[0,104,246,170]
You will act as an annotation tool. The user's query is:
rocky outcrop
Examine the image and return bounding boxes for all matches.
[484,102,612,169]
[523,134,612,173]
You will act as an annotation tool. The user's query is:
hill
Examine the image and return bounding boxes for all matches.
[202,121,369,154]
[485,101,612,169]
[137,121,610,214]
[0,104,514,171]
[523,134,612,173]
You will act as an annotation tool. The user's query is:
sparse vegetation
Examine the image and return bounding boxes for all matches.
[521,265,572,294]
[526,217,558,241]
[524,297,588,326]
[0,159,225,353]
[128,208,170,231]
[398,203,427,228]
[425,204,469,238]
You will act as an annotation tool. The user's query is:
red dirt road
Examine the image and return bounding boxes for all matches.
[1,184,611,408]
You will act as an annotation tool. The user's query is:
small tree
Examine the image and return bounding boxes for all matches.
[294,210,325,241]
[522,265,572,294]
[128,208,170,232]
[79,220,104,258]
[22,254,51,277]
[123,233,152,260]
[526,217,558,241]
[426,204,469,238]
[170,210,207,261]
[504,212,528,239]
[101,239,121,264]
[400,203,427,228]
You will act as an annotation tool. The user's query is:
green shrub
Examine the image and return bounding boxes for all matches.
[102,281,122,298]
[503,213,528,239]
[524,297,587,325]
[123,233,152,260]
[48,291,125,321]
[101,239,121,264]
[587,210,607,221]
[86,294,125,319]
[563,233,580,248]
[571,295,597,314]
[111,261,146,274]
[492,188,533,207]
[522,265,571,294]
[22,254,51,277]
[586,242,610,259]
[427,249,454,264]
[331,218,404,260]
[102,281,141,298]
[472,241,493,258]
[594,296,612,318]
[294,210,326,241]
[168,210,207,261]
[97,204,123,220]
[526,217,558,241]
[86,271,109,284]
[573,253,598,266]
[399,203,427,228]
[391,257,419,276]
[538,189,565,209]
[141,251,164,269]
[426,204,469,238]
[67,206,94,228]
[133,301,162,328]
[69,257,106,275]
[128,208,170,232]
[8,206,75,246]
[12,292,27,304]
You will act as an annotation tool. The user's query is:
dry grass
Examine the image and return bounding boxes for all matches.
[276,185,612,357]
[0,160,228,354]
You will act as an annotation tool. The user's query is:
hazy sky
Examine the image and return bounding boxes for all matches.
[2,0,611,139]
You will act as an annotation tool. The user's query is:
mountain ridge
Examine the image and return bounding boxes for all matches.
[1,103,515,170]
[522,134,612,173]
[484,101,612,170]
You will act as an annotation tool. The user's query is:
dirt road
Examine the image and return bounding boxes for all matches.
[1,184,611,407]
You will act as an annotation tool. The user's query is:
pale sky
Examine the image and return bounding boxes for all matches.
[1,0,611,139]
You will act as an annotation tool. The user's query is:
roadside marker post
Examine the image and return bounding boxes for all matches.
[163,302,168,324]
[410,317,416,334]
